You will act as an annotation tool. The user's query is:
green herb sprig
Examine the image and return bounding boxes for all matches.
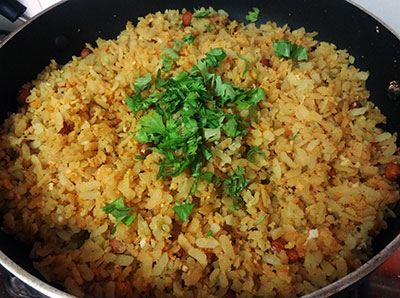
[255,214,266,226]
[173,201,198,222]
[101,198,136,234]
[236,53,260,78]
[273,39,308,61]
[247,145,266,163]
[224,166,250,210]
[183,34,195,44]
[194,9,211,18]
[246,8,260,22]
[130,48,265,187]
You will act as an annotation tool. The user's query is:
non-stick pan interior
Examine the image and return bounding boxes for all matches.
[1,0,400,295]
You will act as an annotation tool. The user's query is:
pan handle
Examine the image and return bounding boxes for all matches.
[0,0,26,22]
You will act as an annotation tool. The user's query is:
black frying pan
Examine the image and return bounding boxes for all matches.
[1,0,400,297]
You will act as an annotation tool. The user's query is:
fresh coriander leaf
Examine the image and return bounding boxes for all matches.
[273,39,292,59]
[247,104,258,122]
[135,110,166,143]
[156,69,166,89]
[289,134,297,141]
[206,230,216,238]
[201,172,214,183]
[203,127,221,142]
[237,53,252,76]
[194,9,210,18]
[173,201,198,222]
[205,24,212,32]
[224,166,250,210]
[246,88,266,106]
[134,73,152,94]
[135,155,147,160]
[173,38,183,52]
[162,54,174,72]
[201,145,212,160]
[201,48,226,68]
[215,76,235,102]
[223,117,241,139]
[292,45,308,61]
[229,204,240,211]
[213,175,222,187]
[255,214,266,226]
[125,93,159,114]
[161,46,180,60]
[128,48,263,189]
[247,145,266,163]
[101,197,136,234]
[246,7,260,22]
[273,39,308,61]
[182,34,195,44]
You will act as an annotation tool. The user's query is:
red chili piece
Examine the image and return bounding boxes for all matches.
[349,102,362,109]
[287,249,299,263]
[182,11,192,27]
[260,58,270,67]
[139,142,153,156]
[16,87,31,106]
[270,238,286,254]
[81,48,92,58]
[385,162,400,181]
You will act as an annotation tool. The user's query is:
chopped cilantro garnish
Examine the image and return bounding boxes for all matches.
[134,73,152,92]
[273,39,308,61]
[173,38,183,52]
[194,9,210,18]
[101,197,136,234]
[162,54,174,72]
[161,40,183,72]
[236,53,260,77]
[201,172,214,182]
[126,49,266,216]
[224,166,250,210]
[255,214,267,226]
[131,48,265,183]
[246,8,260,22]
[205,24,212,32]
[289,134,298,141]
[206,230,216,238]
[161,46,180,61]
[135,155,147,160]
[125,74,155,113]
[173,201,198,222]
[247,145,266,163]
[183,34,195,44]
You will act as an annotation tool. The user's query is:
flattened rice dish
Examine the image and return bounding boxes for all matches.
[1,7,399,298]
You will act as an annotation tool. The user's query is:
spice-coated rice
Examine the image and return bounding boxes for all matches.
[0,8,399,298]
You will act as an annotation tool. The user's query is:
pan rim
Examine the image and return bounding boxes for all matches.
[0,250,75,298]
[0,0,400,297]
[346,0,400,40]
